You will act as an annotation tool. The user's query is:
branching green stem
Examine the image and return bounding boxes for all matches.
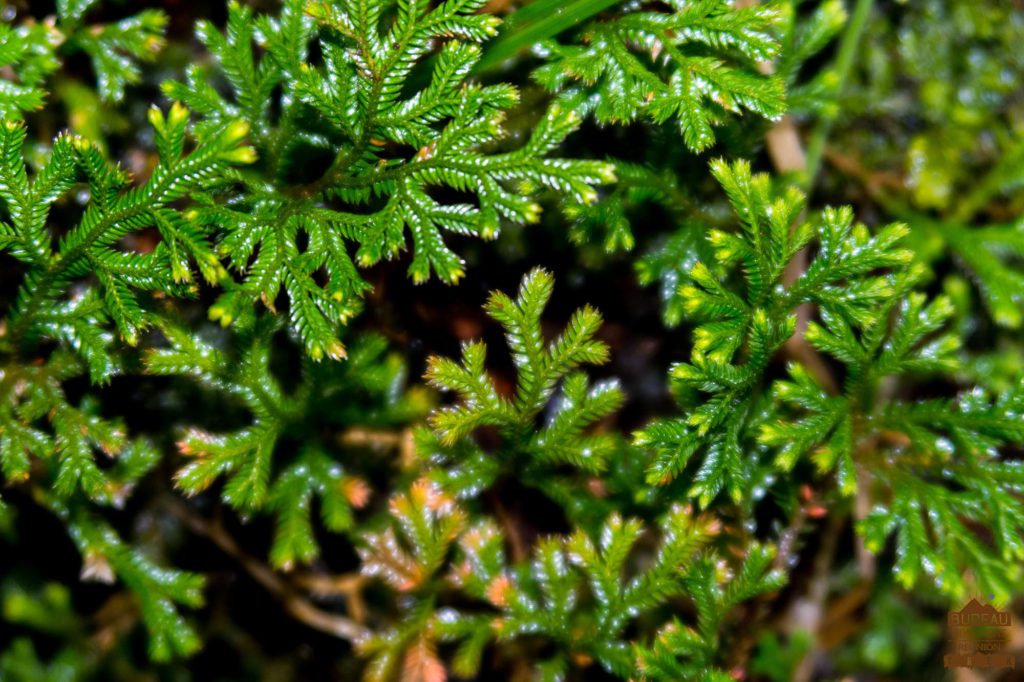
[803,0,874,192]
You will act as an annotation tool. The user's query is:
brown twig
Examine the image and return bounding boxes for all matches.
[338,426,417,469]
[338,426,405,451]
[823,148,904,201]
[293,572,369,624]
[490,494,529,563]
[91,592,140,656]
[165,497,370,643]
[766,117,808,174]
[788,512,843,682]
[817,581,872,650]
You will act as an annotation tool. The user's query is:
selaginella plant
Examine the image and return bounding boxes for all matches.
[0,0,166,118]
[145,318,431,570]
[528,0,785,151]
[639,160,1024,602]
[2,0,1023,680]
[0,81,255,658]
[359,270,785,681]
[164,0,614,359]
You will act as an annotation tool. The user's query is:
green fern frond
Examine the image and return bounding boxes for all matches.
[0,108,252,359]
[66,513,204,661]
[164,0,614,360]
[641,158,1024,604]
[638,159,911,504]
[146,320,428,570]
[532,0,786,151]
[0,3,166,117]
[423,268,623,507]
[364,486,782,680]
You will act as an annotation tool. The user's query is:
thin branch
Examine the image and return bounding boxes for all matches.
[338,426,405,450]
[788,512,843,682]
[293,572,369,624]
[490,494,529,563]
[338,426,417,469]
[165,496,370,643]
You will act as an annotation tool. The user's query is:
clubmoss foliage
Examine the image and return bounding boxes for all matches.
[0,1,1022,680]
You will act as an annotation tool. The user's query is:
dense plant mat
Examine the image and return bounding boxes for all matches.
[0,1,1022,680]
